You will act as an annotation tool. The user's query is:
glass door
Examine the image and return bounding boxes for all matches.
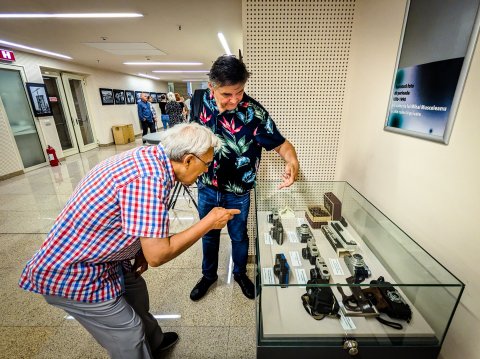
[61,73,97,152]
[42,75,79,157]
[0,66,46,169]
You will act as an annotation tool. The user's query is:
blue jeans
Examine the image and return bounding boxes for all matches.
[197,182,251,280]
[161,115,169,130]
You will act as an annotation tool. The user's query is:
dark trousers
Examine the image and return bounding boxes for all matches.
[197,182,251,280]
[142,121,156,137]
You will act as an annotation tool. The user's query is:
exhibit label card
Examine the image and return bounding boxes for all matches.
[264,233,273,245]
[295,268,308,284]
[329,258,344,276]
[262,268,275,284]
[289,251,302,267]
[287,231,299,243]
[339,304,357,330]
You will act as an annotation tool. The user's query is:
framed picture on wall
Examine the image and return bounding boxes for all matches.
[157,92,166,102]
[384,0,480,144]
[149,92,158,103]
[113,89,125,105]
[26,82,53,117]
[125,90,135,104]
[99,88,114,105]
[135,91,143,102]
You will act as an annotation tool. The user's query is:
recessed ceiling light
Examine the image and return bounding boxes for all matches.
[0,13,143,18]
[217,32,232,55]
[0,39,72,59]
[124,62,203,66]
[152,70,208,73]
[137,73,160,80]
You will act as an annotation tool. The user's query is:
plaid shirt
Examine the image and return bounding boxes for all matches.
[19,145,174,303]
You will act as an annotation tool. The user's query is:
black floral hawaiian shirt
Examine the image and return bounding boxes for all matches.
[193,89,285,194]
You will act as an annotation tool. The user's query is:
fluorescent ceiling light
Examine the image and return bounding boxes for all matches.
[182,79,208,82]
[152,70,208,73]
[124,62,203,66]
[0,13,143,18]
[137,73,160,80]
[0,39,72,59]
[217,32,232,55]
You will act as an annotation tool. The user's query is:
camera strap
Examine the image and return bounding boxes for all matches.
[301,293,327,320]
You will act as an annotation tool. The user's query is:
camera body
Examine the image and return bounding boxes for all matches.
[304,279,339,318]
[310,256,331,282]
[273,253,290,287]
[296,223,313,243]
[301,237,319,265]
[344,253,371,283]
[268,210,284,245]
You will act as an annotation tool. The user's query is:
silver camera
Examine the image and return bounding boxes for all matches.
[302,237,319,265]
[344,253,371,283]
[310,256,330,282]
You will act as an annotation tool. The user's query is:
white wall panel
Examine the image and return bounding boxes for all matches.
[0,97,23,177]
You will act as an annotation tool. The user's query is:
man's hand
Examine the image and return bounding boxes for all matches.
[132,250,148,278]
[278,161,299,189]
[206,207,241,229]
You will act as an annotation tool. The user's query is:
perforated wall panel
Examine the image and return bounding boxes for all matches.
[243,0,355,254]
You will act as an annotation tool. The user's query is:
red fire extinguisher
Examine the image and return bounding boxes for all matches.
[46,145,60,166]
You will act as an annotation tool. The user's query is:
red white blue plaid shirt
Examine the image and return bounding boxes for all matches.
[19,145,174,303]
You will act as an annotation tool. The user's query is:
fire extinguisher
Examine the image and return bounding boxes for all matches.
[46,145,60,166]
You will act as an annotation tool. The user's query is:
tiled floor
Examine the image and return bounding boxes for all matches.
[0,139,256,359]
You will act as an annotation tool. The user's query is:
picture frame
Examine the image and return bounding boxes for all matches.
[25,82,53,117]
[135,91,144,102]
[113,89,125,105]
[99,88,114,105]
[384,0,480,144]
[149,92,158,103]
[125,90,135,105]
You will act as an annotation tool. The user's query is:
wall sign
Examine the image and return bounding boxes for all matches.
[0,49,15,62]
[385,0,480,144]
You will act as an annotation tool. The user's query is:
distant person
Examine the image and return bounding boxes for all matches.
[158,94,169,130]
[137,92,155,143]
[19,123,240,359]
[147,95,158,129]
[165,92,184,127]
[184,95,191,121]
[189,55,299,301]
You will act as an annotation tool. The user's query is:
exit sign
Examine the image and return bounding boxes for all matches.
[0,49,15,62]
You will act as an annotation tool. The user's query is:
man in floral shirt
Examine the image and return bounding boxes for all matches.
[190,55,299,300]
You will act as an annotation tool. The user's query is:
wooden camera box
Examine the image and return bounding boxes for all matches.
[323,192,342,221]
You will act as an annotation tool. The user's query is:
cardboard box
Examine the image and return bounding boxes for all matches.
[112,124,135,145]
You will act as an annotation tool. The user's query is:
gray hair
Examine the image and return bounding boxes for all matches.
[158,123,220,161]
[166,92,176,102]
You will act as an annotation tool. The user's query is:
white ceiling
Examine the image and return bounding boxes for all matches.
[0,0,243,82]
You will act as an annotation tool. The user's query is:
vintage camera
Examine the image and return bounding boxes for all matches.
[344,253,371,283]
[273,253,290,287]
[296,223,313,243]
[268,210,284,245]
[367,276,412,323]
[310,256,331,282]
[301,237,319,265]
[302,279,339,320]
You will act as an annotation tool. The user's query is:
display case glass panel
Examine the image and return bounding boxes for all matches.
[254,181,463,358]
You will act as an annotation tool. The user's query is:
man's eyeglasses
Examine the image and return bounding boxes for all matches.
[189,153,212,168]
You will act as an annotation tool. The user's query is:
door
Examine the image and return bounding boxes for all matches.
[0,66,46,169]
[42,75,79,157]
[61,73,97,152]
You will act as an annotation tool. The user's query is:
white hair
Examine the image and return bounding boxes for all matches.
[166,92,176,102]
[159,123,220,161]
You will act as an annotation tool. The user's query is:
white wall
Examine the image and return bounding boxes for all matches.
[12,50,167,146]
[339,1,480,358]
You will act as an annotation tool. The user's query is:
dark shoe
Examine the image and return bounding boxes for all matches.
[234,274,255,299]
[190,276,217,301]
[153,332,179,357]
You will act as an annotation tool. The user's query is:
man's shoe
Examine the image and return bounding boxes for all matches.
[234,274,255,299]
[190,276,217,301]
[153,332,179,358]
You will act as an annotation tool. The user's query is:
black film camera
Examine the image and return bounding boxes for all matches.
[273,253,290,287]
[301,279,340,320]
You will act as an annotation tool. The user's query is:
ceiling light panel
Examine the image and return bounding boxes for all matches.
[0,39,72,59]
[0,13,143,18]
[152,70,208,73]
[124,62,203,66]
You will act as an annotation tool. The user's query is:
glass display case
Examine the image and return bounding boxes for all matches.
[254,181,464,359]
